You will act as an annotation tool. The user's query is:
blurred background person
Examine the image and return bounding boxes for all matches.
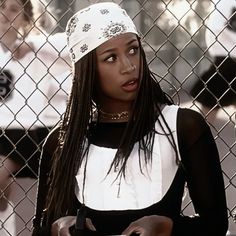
[0,0,71,235]
[0,0,71,216]
[190,0,236,119]
[26,0,72,130]
[0,0,39,211]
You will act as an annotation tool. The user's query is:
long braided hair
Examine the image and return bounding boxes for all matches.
[44,36,179,223]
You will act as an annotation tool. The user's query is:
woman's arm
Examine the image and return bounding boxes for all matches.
[173,108,228,235]
[32,127,60,236]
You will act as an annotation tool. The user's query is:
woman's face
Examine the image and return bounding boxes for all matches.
[0,0,27,36]
[96,33,141,112]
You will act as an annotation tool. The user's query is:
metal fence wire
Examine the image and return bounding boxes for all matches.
[0,0,235,235]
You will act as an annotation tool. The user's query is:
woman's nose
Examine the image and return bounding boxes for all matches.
[120,57,136,74]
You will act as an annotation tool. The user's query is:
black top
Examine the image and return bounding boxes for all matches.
[32,108,228,236]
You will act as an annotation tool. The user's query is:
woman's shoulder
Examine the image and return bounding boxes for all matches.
[177,107,207,129]
[177,107,210,146]
[42,126,60,156]
[160,104,179,118]
[161,105,206,125]
[38,126,60,176]
[159,105,208,134]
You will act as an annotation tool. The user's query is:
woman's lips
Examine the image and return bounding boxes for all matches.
[122,79,139,92]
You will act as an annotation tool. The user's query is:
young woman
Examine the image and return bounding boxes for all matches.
[0,0,70,210]
[32,2,228,236]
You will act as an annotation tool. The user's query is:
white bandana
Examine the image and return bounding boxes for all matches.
[66,2,139,63]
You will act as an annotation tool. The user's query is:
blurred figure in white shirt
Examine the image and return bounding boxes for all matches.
[190,0,236,116]
[0,0,71,211]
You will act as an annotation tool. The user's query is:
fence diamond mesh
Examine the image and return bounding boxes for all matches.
[0,0,235,235]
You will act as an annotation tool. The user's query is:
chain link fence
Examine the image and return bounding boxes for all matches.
[0,0,235,235]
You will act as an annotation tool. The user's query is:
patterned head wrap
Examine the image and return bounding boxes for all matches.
[66,2,138,63]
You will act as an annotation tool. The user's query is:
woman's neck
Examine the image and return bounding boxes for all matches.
[98,109,130,123]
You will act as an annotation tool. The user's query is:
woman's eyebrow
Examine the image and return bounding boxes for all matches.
[98,48,115,56]
[98,38,138,55]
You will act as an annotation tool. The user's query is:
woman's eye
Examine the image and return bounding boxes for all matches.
[105,55,116,62]
[129,47,138,55]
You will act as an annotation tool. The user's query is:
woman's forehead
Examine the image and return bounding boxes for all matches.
[96,33,138,53]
